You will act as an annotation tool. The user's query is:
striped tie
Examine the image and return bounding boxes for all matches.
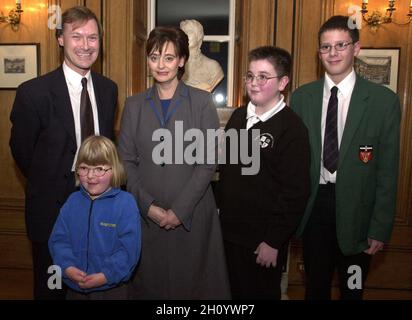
[323,86,339,173]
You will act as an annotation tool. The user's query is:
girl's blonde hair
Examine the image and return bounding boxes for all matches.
[75,135,126,188]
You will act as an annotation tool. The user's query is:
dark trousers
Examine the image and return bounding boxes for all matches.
[224,241,287,300]
[66,284,128,300]
[32,241,67,300]
[302,183,371,300]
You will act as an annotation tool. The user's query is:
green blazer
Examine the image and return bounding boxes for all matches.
[291,75,401,255]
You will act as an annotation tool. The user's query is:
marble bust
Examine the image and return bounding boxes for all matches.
[180,19,224,92]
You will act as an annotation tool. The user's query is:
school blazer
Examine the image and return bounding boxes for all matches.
[9,66,118,242]
[291,75,401,255]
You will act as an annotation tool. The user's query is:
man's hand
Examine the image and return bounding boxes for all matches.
[254,242,278,268]
[363,238,384,255]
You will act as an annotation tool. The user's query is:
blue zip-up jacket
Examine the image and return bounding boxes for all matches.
[48,186,141,293]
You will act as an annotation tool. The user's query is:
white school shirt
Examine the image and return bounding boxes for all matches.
[320,69,356,184]
[246,95,286,130]
[62,62,100,170]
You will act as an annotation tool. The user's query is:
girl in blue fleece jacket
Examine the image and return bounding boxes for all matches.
[49,135,141,299]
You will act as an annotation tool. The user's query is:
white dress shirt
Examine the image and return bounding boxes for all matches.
[62,62,100,170]
[320,69,356,184]
[246,95,286,130]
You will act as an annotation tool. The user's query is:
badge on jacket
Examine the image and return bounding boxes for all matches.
[257,133,274,149]
[359,145,373,163]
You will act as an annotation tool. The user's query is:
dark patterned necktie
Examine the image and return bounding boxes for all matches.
[80,77,95,142]
[323,86,339,173]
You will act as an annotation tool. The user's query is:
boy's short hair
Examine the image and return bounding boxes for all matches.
[55,6,103,40]
[75,135,126,188]
[318,15,359,44]
[248,46,292,78]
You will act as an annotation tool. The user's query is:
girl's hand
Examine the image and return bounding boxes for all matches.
[65,266,87,283]
[78,272,107,289]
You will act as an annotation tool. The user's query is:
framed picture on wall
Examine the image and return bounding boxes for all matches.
[354,48,400,93]
[0,43,40,90]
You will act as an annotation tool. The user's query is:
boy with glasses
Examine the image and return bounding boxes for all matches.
[218,46,310,299]
[291,15,401,300]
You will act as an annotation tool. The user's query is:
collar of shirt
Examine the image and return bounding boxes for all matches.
[324,68,356,100]
[62,61,91,91]
[246,95,286,130]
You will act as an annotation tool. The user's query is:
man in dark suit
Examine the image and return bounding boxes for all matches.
[9,6,117,299]
[291,15,401,300]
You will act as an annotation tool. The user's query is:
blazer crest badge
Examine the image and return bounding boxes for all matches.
[359,145,373,163]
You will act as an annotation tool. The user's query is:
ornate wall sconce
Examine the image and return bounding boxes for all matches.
[361,0,412,31]
[0,0,23,31]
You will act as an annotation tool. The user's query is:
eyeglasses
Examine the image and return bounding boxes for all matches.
[319,41,354,54]
[244,73,283,86]
[76,165,112,177]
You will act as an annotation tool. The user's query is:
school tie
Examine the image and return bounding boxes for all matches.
[323,86,339,174]
[80,77,95,142]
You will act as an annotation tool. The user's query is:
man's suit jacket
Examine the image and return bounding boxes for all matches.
[10,66,118,242]
[291,75,401,256]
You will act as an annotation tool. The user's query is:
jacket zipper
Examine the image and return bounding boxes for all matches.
[85,199,94,273]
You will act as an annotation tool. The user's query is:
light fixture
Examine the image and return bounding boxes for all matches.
[0,0,23,31]
[361,0,412,31]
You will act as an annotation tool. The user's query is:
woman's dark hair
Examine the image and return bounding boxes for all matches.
[146,26,190,79]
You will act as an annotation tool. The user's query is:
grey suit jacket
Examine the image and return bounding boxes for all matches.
[118,81,219,230]
[118,81,231,299]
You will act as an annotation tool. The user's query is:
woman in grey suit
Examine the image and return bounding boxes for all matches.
[118,26,230,299]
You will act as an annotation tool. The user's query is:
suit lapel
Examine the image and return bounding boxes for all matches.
[145,85,165,127]
[339,76,369,166]
[50,67,76,144]
[145,81,189,128]
[308,80,324,167]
